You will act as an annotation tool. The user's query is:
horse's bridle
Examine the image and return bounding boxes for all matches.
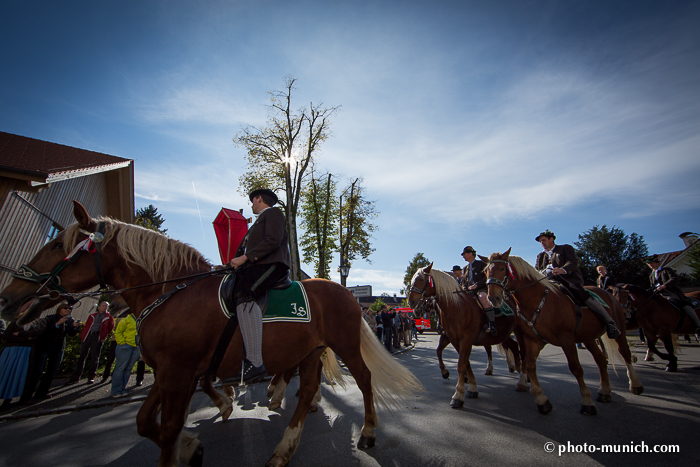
[12,222,108,300]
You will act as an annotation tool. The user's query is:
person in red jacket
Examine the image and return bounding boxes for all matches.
[64,299,114,385]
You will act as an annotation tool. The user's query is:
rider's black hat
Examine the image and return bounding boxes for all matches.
[461,246,476,255]
[535,230,556,242]
[249,188,279,206]
[452,265,462,272]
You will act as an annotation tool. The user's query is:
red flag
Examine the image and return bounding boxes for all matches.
[213,208,249,264]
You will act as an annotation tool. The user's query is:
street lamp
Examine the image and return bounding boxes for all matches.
[339,261,350,287]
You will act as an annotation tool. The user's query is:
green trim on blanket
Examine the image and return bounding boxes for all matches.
[218,275,311,323]
[494,301,515,317]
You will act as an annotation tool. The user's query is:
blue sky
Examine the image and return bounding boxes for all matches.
[2,0,699,294]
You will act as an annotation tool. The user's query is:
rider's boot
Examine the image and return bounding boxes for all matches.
[234,300,267,383]
[585,297,620,339]
[681,305,700,341]
[484,307,498,336]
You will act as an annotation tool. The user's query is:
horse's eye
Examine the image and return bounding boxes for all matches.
[52,242,64,250]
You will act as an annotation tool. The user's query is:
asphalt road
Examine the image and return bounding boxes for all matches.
[0,332,698,467]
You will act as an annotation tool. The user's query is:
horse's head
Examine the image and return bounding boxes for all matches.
[483,247,512,308]
[407,263,436,309]
[0,201,110,324]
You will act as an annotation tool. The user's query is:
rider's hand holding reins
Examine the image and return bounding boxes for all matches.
[229,255,248,269]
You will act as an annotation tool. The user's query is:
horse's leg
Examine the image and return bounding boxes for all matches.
[661,335,678,372]
[612,334,644,395]
[436,333,450,379]
[161,373,201,467]
[267,350,324,467]
[502,337,521,373]
[583,340,612,403]
[451,343,477,408]
[199,376,233,422]
[560,341,596,415]
[137,378,164,448]
[523,338,551,413]
[484,345,494,375]
[268,367,296,411]
[513,328,528,392]
[309,362,323,413]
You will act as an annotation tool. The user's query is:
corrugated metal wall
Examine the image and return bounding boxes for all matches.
[0,174,110,320]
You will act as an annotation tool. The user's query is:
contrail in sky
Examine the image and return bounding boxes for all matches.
[192,181,206,240]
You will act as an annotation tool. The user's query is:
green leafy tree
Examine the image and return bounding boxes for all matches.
[338,178,378,285]
[369,298,386,313]
[574,225,648,286]
[135,205,167,234]
[300,172,338,279]
[685,241,700,285]
[234,76,339,280]
[402,252,432,295]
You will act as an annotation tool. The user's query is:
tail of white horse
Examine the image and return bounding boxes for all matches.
[358,319,424,411]
[599,335,621,373]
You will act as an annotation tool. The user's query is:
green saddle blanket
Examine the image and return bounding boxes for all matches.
[218,275,311,323]
[494,302,515,318]
[558,287,609,309]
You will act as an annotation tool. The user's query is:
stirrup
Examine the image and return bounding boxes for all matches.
[485,323,498,336]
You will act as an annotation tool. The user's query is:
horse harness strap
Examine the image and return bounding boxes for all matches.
[135,275,209,334]
[516,288,551,344]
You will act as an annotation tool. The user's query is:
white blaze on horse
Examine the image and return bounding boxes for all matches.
[0,201,422,467]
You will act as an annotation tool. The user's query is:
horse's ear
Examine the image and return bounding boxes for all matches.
[503,247,512,258]
[478,255,489,263]
[73,200,91,230]
[425,262,433,273]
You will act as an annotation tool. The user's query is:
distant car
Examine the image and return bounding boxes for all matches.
[395,307,431,333]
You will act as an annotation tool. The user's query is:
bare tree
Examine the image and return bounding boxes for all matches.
[234,76,339,280]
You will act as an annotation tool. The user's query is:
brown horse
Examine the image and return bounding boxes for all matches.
[0,202,422,467]
[407,264,524,408]
[613,285,700,372]
[484,249,644,415]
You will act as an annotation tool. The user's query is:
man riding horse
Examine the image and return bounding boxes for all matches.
[461,246,497,335]
[534,230,620,339]
[228,188,291,383]
[646,254,700,341]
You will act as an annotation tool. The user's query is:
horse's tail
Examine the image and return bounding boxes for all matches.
[599,335,621,374]
[320,347,349,390]
[359,318,424,411]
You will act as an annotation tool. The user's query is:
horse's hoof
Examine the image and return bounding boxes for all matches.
[188,443,204,467]
[466,391,478,399]
[508,367,516,373]
[665,364,678,372]
[308,404,318,413]
[442,370,450,379]
[630,385,644,395]
[221,405,233,422]
[579,404,597,416]
[484,369,493,376]
[268,401,281,411]
[645,355,654,362]
[516,384,528,392]
[450,398,464,409]
[596,393,612,403]
[537,400,553,415]
[357,435,376,450]
[266,454,289,467]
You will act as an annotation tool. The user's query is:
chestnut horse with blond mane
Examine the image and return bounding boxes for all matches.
[0,202,422,467]
[483,249,644,415]
[407,264,523,408]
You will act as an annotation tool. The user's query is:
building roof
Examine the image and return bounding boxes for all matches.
[0,131,132,185]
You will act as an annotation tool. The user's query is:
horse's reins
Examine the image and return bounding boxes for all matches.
[11,222,236,302]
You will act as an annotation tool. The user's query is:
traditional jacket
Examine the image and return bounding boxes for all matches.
[465,259,487,290]
[235,207,291,268]
[535,244,584,287]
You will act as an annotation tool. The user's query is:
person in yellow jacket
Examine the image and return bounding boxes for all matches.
[110,310,139,398]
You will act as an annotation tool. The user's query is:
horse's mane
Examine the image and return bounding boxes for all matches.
[497,254,559,293]
[63,217,211,282]
[413,267,463,307]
